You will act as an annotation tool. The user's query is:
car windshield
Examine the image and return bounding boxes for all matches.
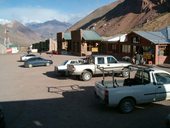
[27,54,35,57]
[62,60,68,65]
[155,73,170,84]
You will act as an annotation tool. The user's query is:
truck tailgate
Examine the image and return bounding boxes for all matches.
[95,81,108,101]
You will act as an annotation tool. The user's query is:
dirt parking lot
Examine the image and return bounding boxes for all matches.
[0,53,170,128]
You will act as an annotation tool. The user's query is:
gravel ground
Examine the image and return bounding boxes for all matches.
[0,53,170,128]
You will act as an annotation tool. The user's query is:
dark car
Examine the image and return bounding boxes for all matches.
[24,57,53,68]
[0,106,5,128]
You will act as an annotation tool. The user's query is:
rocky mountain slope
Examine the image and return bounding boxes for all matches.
[27,20,71,39]
[0,21,42,46]
[68,0,170,36]
[0,20,71,46]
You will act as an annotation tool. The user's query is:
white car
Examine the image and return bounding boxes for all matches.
[54,59,84,76]
[20,54,37,61]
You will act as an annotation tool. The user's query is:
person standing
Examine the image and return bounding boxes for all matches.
[135,52,140,65]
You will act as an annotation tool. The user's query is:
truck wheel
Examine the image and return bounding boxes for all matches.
[119,98,135,113]
[81,71,92,81]
[122,68,129,77]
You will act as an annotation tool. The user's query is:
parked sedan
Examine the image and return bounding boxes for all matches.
[24,57,53,68]
[20,54,37,61]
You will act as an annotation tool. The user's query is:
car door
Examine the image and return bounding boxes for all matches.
[131,70,157,103]
[105,56,122,72]
[154,72,170,101]
[39,58,46,66]
[35,58,43,66]
[95,57,106,74]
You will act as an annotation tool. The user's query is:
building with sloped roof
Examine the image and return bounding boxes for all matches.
[71,29,102,56]
[120,26,170,64]
[57,32,71,54]
[100,34,127,55]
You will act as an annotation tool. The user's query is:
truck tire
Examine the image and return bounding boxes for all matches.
[119,98,135,113]
[81,71,92,81]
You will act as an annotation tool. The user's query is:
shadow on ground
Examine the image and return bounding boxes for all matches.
[1,85,169,128]
[43,71,81,80]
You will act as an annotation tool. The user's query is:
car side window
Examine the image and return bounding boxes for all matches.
[143,72,150,84]
[70,61,76,64]
[155,73,170,84]
[37,58,42,61]
[107,57,117,63]
[134,70,150,85]
[97,57,104,64]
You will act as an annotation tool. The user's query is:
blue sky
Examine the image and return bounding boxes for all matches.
[0,0,115,24]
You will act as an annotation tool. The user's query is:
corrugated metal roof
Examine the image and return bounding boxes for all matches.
[160,26,170,41]
[82,30,102,41]
[134,26,170,44]
[168,26,170,40]
[64,32,71,40]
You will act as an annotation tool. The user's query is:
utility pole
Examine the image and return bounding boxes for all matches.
[4,24,10,48]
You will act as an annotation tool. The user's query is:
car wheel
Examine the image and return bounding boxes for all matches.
[122,68,129,77]
[119,98,135,113]
[46,63,50,66]
[28,64,32,68]
[81,71,92,81]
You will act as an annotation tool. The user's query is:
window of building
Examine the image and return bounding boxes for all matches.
[122,45,131,53]
[132,36,140,43]
[108,44,112,51]
[87,44,92,51]
[112,44,117,52]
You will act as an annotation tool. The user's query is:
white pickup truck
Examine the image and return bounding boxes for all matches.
[94,65,170,113]
[67,55,131,81]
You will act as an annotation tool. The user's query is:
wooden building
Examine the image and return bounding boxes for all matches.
[57,32,71,54]
[71,29,102,56]
[100,34,127,57]
[32,38,57,53]
[102,26,170,65]
[126,28,170,65]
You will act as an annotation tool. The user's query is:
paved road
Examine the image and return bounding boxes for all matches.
[0,53,170,128]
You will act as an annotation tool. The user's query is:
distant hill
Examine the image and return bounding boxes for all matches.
[67,0,170,36]
[0,21,42,46]
[26,20,72,39]
[0,19,72,47]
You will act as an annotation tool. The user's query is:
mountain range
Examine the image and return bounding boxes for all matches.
[0,0,170,47]
[0,20,71,46]
[26,20,71,39]
[68,0,170,36]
